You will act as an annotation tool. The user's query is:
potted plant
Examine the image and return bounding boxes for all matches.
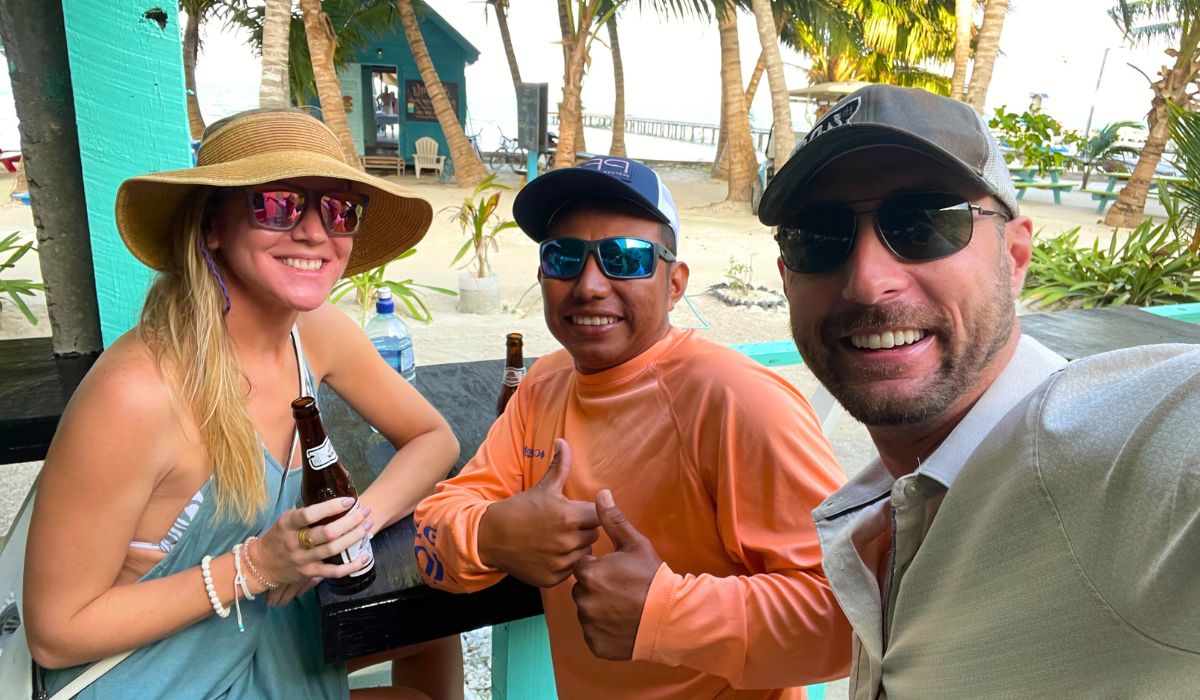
[445,174,518,314]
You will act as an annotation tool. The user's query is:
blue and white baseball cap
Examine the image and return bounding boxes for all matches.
[512,156,681,246]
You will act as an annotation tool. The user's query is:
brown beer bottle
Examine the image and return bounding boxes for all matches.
[291,396,376,593]
[496,333,525,417]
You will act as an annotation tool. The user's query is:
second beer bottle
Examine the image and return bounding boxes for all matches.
[291,396,376,593]
[497,332,524,417]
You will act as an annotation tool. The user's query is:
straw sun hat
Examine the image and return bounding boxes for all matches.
[115,108,433,278]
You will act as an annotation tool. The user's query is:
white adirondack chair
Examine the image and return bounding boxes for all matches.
[412,137,445,179]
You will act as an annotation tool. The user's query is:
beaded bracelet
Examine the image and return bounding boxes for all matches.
[241,536,279,590]
[200,555,230,619]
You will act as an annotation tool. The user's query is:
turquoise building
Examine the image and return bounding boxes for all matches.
[338,6,479,163]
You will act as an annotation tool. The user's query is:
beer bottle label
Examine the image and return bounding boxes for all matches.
[502,366,525,388]
[335,502,375,578]
[306,437,338,470]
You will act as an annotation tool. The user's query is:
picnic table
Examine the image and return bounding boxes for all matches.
[1009,165,1074,204]
[1084,172,1193,214]
[0,152,21,173]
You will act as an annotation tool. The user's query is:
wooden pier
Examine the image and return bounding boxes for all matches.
[550,112,770,152]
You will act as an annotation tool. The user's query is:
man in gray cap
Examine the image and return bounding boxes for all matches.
[761,84,1200,696]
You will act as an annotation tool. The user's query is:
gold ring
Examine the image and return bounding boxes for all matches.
[298,527,316,550]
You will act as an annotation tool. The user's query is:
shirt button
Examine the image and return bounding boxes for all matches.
[904,480,920,498]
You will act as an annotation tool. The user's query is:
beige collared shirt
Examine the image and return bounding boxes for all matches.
[815,338,1200,698]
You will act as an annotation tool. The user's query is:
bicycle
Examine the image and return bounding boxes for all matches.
[489,132,528,174]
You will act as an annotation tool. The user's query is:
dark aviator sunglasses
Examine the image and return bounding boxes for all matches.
[539,236,677,280]
[774,191,1009,274]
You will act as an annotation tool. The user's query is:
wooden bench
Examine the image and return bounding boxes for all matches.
[362,154,404,176]
[1013,181,1075,204]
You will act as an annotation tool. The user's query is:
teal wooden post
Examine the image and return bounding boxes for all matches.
[61,2,192,345]
[492,616,557,700]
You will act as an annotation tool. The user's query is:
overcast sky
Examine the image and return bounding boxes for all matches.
[191,1,1172,142]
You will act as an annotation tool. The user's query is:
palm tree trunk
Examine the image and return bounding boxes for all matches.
[745,51,766,107]
[1104,108,1169,228]
[718,5,755,203]
[260,0,292,109]
[554,3,594,168]
[950,0,973,100]
[712,79,728,179]
[396,0,488,188]
[183,8,206,139]
[750,0,793,167]
[299,0,361,167]
[607,14,626,157]
[965,0,1007,113]
[556,0,587,155]
[0,0,102,354]
[489,0,522,99]
[715,52,766,179]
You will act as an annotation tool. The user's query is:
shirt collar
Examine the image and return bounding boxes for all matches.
[814,334,1067,520]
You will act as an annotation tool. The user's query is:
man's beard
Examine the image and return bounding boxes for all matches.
[792,264,1015,427]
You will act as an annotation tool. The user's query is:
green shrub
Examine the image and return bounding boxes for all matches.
[1022,221,1200,310]
[329,248,456,326]
[989,106,1082,175]
[0,231,43,326]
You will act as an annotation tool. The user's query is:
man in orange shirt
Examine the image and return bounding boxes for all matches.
[415,156,851,698]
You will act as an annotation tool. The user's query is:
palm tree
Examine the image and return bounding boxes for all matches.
[606,10,627,156]
[553,1,626,168]
[232,0,401,106]
[396,0,488,187]
[557,0,586,155]
[718,3,756,202]
[1076,120,1142,189]
[485,0,522,99]
[1164,101,1200,249]
[260,0,291,108]
[965,0,1006,112]
[783,1,955,94]
[180,0,220,139]
[298,0,360,166]
[950,0,973,99]
[750,0,794,167]
[1104,0,1200,228]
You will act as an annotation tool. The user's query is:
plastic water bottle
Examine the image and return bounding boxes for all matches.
[365,288,415,382]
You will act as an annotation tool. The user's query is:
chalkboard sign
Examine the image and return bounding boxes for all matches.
[517,82,548,152]
[406,80,459,122]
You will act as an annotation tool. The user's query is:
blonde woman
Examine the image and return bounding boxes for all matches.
[24,110,460,699]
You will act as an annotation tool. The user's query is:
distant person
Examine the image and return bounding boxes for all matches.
[24,108,462,700]
[378,88,398,116]
[415,156,852,698]
[761,84,1200,697]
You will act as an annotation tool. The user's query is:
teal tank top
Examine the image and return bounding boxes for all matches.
[44,327,348,700]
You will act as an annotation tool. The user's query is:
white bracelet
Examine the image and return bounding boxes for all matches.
[200,555,230,619]
[232,544,256,601]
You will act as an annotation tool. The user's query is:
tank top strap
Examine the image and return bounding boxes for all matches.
[286,324,318,468]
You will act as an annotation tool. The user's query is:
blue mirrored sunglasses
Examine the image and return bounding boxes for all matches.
[539,236,676,280]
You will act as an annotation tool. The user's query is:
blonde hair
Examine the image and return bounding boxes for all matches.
[139,188,266,523]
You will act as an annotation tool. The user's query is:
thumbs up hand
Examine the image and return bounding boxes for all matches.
[478,439,602,588]
[571,489,663,661]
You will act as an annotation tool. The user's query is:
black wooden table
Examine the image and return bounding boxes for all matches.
[314,357,543,663]
[0,337,98,464]
[1020,306,1200,360]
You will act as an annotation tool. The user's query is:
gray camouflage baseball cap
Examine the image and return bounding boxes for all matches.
[757,85,1019,225]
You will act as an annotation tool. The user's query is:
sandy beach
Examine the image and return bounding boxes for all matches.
[0,165,1157,698]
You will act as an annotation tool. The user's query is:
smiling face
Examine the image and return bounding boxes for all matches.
[540,200,688,374]
[204,176,354,312]
[778,147,1032,429]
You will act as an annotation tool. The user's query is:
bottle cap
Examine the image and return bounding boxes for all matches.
[375,288,394,314]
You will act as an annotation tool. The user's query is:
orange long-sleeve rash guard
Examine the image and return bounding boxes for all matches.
[414,328,852,698]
